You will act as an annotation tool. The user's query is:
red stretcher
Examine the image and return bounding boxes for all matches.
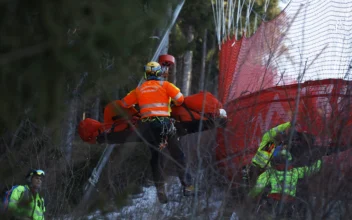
[78,91,227,144]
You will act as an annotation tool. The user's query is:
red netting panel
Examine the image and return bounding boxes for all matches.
[218,38,242,104]
[219,0,352,104]
[216,0,352,180]
[216,79,352,180]
[218,10,288,103]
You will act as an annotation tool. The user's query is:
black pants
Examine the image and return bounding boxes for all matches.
[138,117,192,188]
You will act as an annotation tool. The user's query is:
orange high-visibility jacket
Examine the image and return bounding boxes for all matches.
[121,80,184,118]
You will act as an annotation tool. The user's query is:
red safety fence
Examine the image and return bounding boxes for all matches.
[216,0,352,180]
[216,79,352,180]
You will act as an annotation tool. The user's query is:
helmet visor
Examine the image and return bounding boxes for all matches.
[31,169,45,177]
[145,65,161,74]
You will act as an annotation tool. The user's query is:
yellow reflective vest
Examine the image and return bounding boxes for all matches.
[249,160,322,198]
[8,185,45,220]
[252,122,291,169]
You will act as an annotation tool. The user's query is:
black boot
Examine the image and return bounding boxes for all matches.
[156,184,168,204]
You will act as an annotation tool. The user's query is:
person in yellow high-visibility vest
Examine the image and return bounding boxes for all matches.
[252,122,292,170]
[242,122,294,189]
[249,147,322,218]
[6,169,46,220]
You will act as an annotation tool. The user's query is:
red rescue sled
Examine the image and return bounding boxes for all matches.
[78,91,226,144]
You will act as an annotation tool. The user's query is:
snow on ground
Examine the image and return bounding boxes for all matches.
[230,212,239,220]
[87,176,226,220]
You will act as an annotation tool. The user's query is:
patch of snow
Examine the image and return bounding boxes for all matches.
[64,174,235,219]
[230,212,239,220]
[87,187,159,220]
[85,176,228,219]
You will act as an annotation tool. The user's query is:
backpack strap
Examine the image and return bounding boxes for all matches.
[25,187,38,219]
[2,185,26,211]
[181,103,210,121]
[181,103,196,121]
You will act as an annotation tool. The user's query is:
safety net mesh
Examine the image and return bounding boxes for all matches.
[215,0,352,179]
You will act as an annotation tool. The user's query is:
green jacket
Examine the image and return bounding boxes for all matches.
[8,185,45,220]
[252,122,291,169]
[249,159,322,198]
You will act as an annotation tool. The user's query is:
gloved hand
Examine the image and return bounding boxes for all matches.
[219,109,227,118]
[130,115,140,125]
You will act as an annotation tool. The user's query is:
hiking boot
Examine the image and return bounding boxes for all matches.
[156,186,168,204]
[183,185,195,196]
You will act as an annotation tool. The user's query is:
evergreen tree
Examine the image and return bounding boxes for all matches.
[0,0,176,131]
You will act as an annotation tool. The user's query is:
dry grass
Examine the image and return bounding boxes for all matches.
[1,118,352,220]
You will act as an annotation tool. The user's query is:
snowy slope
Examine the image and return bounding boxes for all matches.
[86,177,228,220]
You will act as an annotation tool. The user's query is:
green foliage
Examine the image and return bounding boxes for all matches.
[237,0,282,38]
[179,0,214,33]
[0,0,173,130]
[169,24,188,57]
[254,0,281,20]
[169,0,214,58]
[169,0,282,71]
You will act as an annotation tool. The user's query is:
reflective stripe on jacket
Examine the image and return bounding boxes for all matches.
[122,80,184,118]
[252,122,291,168]
[8,185,45,220]
[249,159,322,198]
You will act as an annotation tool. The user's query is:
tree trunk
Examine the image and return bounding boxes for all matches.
[62,72,88,164]
[199,29,207,91]
[91,87,101,121]
[64,99,77,163]
[207,36,217,96]
[176,55,184,88]
[182,25,194,96]
[171,60,177,85]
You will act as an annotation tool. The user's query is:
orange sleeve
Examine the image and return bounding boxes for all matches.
[165,82,184,106]
[121,89,138,108]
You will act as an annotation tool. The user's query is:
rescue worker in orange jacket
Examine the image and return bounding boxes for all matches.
[121,61,193,204]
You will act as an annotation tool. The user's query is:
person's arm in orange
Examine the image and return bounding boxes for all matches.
[121,89,138,108]
[165,82,184,106]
